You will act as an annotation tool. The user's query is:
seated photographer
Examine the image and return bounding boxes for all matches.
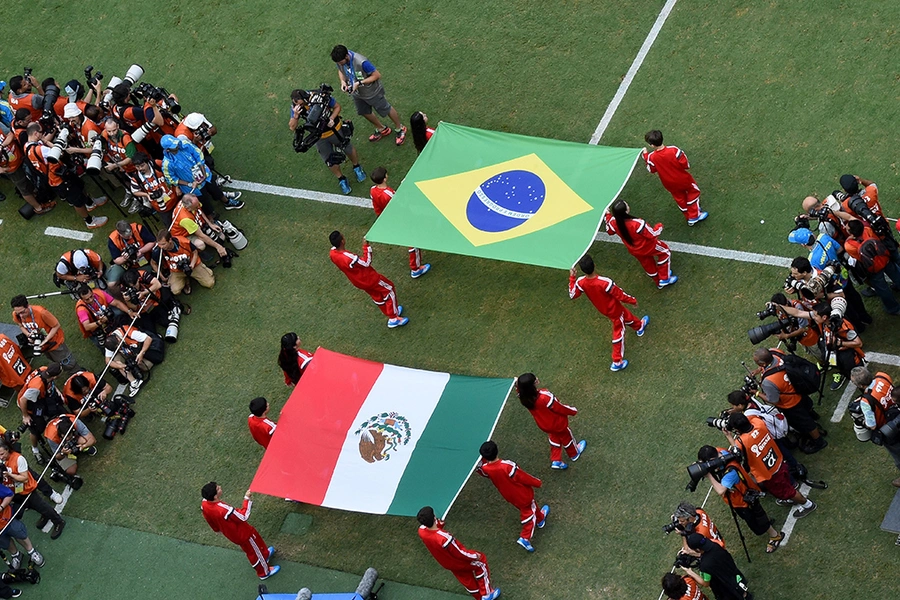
[131,151,179,226]
[661,572,708,600]
[680,534,751,600]
[696,445,783,553]
[843,219,900,316]
[160,134,243,211]
[16,363,70,466]
[670,502,724,553]
[725,413,818,517]
[10,294,82,374]
[170,194,229,260]
[278,332,314,387]
[848,367,900,488]
[751,347,826,452]
[289,88,366,195]
[62,369,113,415]
[0,483,46,571]
[0,439,66,539]
[74,284,135,350]
[809,302,865,390]
[785,255,870,332]
[104,325,163,396]
[55,248,108,291]
[152,230,216,295]
[43,414,96,477]
[107,220,156,284]
[121,268,188,333]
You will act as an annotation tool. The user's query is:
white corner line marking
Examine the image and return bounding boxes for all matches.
[589,0,681,144]
[44,226,94,241]
[779,483,812,547]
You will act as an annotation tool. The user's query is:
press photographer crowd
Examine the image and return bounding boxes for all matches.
[0,61,250,597]
[657,174,900,600]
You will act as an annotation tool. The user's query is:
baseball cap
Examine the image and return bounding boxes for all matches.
[840,174,859,194]
[788,228,815,246]
[685,533,711,551]
[63,103,83,118]
[160,134,180,150]
[182,113,205,129]
[64,79,84,100]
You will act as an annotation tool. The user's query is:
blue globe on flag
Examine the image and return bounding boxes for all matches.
[466,170,546,233]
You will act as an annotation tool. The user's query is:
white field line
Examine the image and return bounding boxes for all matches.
[228,179,370,209]
[830,382,858,423]
[779,483,812,547]
[43,485,74,533]
[589,0,681,144]
[44,226,93,241]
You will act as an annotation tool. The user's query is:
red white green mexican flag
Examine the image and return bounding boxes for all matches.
[250,348,513,518]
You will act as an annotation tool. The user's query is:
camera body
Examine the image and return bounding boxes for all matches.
[175,257,193,277]
[686,449,741,491]
[673,552,700,569]
[84,65,104,88]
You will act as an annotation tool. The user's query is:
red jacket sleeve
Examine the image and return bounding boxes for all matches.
[568,274,582,299]
[547,395,578,416]
[608,282,636,305]
[510,465,542,489]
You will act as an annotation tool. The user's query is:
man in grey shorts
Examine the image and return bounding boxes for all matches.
[331,45,407,146]
[289,89,366,195]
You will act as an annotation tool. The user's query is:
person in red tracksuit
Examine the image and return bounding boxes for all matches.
[247,397,276,449]
[201,482,279,580]
[328,230,409,328]
[569,254,649,372]
[605,200,678,289]
[516,373,586,470]
[417,506,500,600]
[642,130,707,226]
[476,441,549,553]
[369,167,431,279]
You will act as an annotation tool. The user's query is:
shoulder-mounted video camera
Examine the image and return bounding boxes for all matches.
[293,84,354,154]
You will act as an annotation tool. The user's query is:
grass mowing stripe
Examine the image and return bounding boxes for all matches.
[590,0,682,144]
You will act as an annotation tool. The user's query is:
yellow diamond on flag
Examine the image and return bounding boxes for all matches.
[415,154,593,247]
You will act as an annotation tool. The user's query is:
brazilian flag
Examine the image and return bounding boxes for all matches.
[366,122,642,270]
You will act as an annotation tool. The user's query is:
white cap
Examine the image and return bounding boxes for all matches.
[182,113,205,129]
[63,103,83,118]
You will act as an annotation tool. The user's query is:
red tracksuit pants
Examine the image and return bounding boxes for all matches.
[516,500,547,541]
[667,183,702,221]
[633,242,672,285]
[237,528,271,578]
[608,308,641,363]
[548,428,579,463]
[408,247,422,270]
[451,560,495,600]
[364,279,400,319]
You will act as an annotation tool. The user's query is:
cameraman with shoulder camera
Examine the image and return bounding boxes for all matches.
[726,412,818,517]
[751,347,826,452]
[290,88,366,195]
[152,230,215,295]
[848,367,900,487]
[43,414,96,478]
[695,445,783,553]
[10,295,82,374]
[679,534,752,600]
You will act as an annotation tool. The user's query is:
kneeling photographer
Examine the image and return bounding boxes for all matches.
[120,268,187,338]
[848,367,900,488]
[152,230,215,296]
[692,445,783,554]
[103,324,164,397]
[290,86,366,195]
[43,414,95,482]
[661,572,709,600]
[62,369,113,416]
[751,347,826,452]
[679,534,752,600]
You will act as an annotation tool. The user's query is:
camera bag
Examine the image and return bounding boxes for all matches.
[770,350,821,396]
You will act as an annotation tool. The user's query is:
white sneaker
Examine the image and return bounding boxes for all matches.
[9,552,21,570]
[51,491,64,504]
[28,549,44,567]
[128,379,144,397]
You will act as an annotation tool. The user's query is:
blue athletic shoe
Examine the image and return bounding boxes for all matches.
[259,565,280,580]
[411,263,431,278]
[267,546,276,562]
[388,316,409,329]
[338,178,352,195]
[610,359,629,372]
[571,440,587,461]
[397,305,403,316]
[636,315,650,337]
[550,461,568,470]
[516,537,535,552]
[482,590,501,600]
[657,275,678,289]
[688,211,709,226]
[354,165,366,182]
[537,505,550,528]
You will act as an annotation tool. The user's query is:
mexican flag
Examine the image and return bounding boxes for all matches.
[250,348,513,518]
[365,122,642,270]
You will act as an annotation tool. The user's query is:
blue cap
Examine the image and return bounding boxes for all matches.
[0,81,6,93]
[788,228,815,245]
[160,134,180,150]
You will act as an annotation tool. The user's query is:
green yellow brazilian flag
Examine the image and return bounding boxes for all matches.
[365,122,642,270]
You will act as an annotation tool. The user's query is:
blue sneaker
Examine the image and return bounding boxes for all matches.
[397,305,403,316]
[550,461,568,470]
[537,505,550,528]
[610,359,629,372]
[259,565,280,580]
[516,537,535,552]
[338,178,352,195]
[482,590,501,600]
[354,165,366,182]
[636,315,650,337]
[657,275,678,289]
[411,263,431,278]
[571,440,587,461]
[267,546,276,562]
[388,316,409,329]
[688,211,709,226]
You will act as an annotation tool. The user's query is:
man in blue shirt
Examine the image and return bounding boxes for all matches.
[161,135,243,211]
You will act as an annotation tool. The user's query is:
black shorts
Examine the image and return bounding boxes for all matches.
[781,401,818,435]
[52,176,87,208]
[734,502,773,536]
